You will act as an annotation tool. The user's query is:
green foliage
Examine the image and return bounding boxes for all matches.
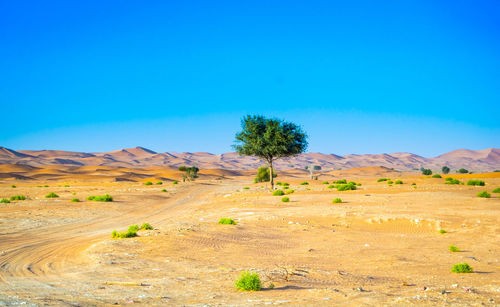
[300,182,309,185]
[477,191,491,198]
[144,181,153,185]
[387,180,394,184]
[283,182,289,186]
[281,196,290,202]
[451,263,472,273]
[272,189,284,196]
[71,198,80,202]
[242,187,250,190]
[332,198,342,203]
[45,192,59,198]
[254,166,277,183]
[442,166,450,174]
[11,185,16,188]
[156,181,163,185]
[395,180,403,184]
[422,169,432,175]
[449,245,460,252]
[219,218,237,225]
[377,178,389,182]
[285,189,294,194]
[112,225,139,239]
[141,223,153,230]
[467,180,485,186]
[0,198,10,203]
[439,229,447,234]
[492,187,500,193]
[457,168,469,174]
[322,181,329,184]
[335,179,347,184]
[10,195,26,201]
[161,189,167,192]
[276,182,283,186]
[432,174,442,178]
[337,184,356,191]
[172,180,178,184]
[445,177,460,185]
[179,166,200,181]
[87,194,113,202]
[235,271,261,291]
[327,184,336,189]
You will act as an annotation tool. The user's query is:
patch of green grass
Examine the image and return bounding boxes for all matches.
[467,180,485,186]
[172,180,178,184]
[45,192,59,198]
[322,181,329,184]
[395,180,403,184]
[219,218,237,225]
[432,174,442,178]
[144,181,153,185]
[87,194,113,202]
[332,198,342,204]
[0,198,10,203]
[337,184,356,191]
[477,191,490,198]
[161,189,167,192]
[300,182,309,185]
[235,271,261,291]
[439,229,447,234]
[449,245,460,252]
[141,223,153,230]
[156,181,163,185]
[10,195,26,201]
[451,263,472,273]
[281,196,290,202]
[272,190,284,196]
[377,178,389,182]
[71,198,80,202]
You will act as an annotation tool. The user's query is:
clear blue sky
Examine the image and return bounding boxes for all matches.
[1,0,499,157]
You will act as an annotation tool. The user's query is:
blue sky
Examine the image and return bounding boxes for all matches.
[1,0,499,156]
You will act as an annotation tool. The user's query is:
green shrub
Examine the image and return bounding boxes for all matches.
[377,178,389,182]
[272,190,284,196]
[449,245,460,252]
[0,198,10,203]
[172,180,178,184]
[335,179,347,184]
[254,166,277,183]
[285,189,294,194]
[283,186,289,190]
[282,183,289,186]
[45,192,59,198]
[235,271,261,291]
[156,181,163,185]
[111,230,118,238]
[112,225,139,238]
[337,184,356,191]
[327,184,336,189]
[422,169,432,175]
[161,189,167,192]
[395,180,403,184]
[387,180,394,185]
[332,198,342,203]
[467,180,485,186]
[492,187,500,193]
[451,263,472,273]
[242,187,250,190]
[281,197,290,202]
[276,182,283,186]
[144,181,153,185]
[356,183,362,186]
[439,229,447,234]
[432,174,442,178]
[457,168,469,174]
[11,185,16,188]
[477,191,490,198]
[71,198,80,202]
[411,183,416,185]
[141,223,153,230]
[10,195,26,201]
[322,181,329,184]
[445,177,460,184]
[219,218,237,225]
[87,194,113,202]
[300,182,309,185]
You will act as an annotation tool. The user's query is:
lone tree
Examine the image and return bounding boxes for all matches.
[234,115,308,190]
[306,165,322,179]
[179,166,199,181]
[442,166,450,174]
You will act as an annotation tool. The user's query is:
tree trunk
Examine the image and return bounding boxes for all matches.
[269,160,274,191]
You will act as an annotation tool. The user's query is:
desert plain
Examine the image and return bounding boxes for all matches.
[0,164,499,306]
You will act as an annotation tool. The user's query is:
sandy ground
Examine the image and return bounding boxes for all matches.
[0,167,499,306]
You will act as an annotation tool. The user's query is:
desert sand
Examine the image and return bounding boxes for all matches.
[0,165,499,306]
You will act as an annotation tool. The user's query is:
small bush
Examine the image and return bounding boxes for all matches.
[11,185,16,188]
[477,191,490,198]
[322,181,329,184]
[161,189,167,192]
[172,180,178,184]
[283,183,289,186]
[45,192,59,198]
[335,179,347,184]
[395,180,403,184]
[451,263,472,273]
[112,225,139,238]
[422,169,432,175]
[156,181,163,185]
[71,198,80,202]
[300,182,309,185]
[377,178,389,182]
[445,177,460,185]
[144,181,153,185]
[439,229,447,234]
[327,184,336,189]
[285,189,294,194]
[492,187,500,193]
[411,183,416,185]
[0,198,10,203]
[141,223,153,230]
[449,245,460,252]
[276,182,283,186]
[356,183,362,186]
[387,180,394,185]
[87,194,113,202]
[219,218,237,225]
[10,195,26,201]
[242,187,250,190]
[337,184,356,191]
[281,197,290,202]
[235,271,261,291]
[272,190,284,196]
[467,180,485,186]
[457,168,469,174]
[332,198,342,203]
[432,174,442,178]
[283,186,289,190]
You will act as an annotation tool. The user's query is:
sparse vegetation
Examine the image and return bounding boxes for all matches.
[337,183,356,191]
[457,168,469,174]
[451,263,472,273]
[0,198,10,203]
[445,177,460,185]
[45,192,59,198]
[281,196,290,202]
[432,174,442,178]
[300,181,309,185]
[144,181,153,185]
[141,223,153,230]
[219,218,237,225]
[387,180,393,185]
[112,225,139,238]
[161,189,167,192]
[11,185,16,188]
[235,271,261,291]
[10,195,26,201]
[172,180,178,184]
[254,166,277,183]
[395,180,403,184]
[156,181,163,185]
[322,181,329,184]
[477,191,491,198]
[335,179,347,184]
[449,245,460,252]
[285,189,294,194]
[327,185,336,189]
[332,198,342,203]
[422,169,432,175]
[467,180,485,186]
[179,166,200,182]
[87,194,113,202]
[71,198,80,202]
[492,187,500,193]
[272,190,284,196]
[242,187,250,190]
[439,229,447,234]
[377,178,389,182]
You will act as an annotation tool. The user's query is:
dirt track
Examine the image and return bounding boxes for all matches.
[1,169,500,306]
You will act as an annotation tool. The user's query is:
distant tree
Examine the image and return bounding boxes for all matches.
[442,166,450,174]
[179,166,199,181]
[234,115,308,190]
[457,168,469,174]
[305,165,322,179]
[422,168,432,175]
